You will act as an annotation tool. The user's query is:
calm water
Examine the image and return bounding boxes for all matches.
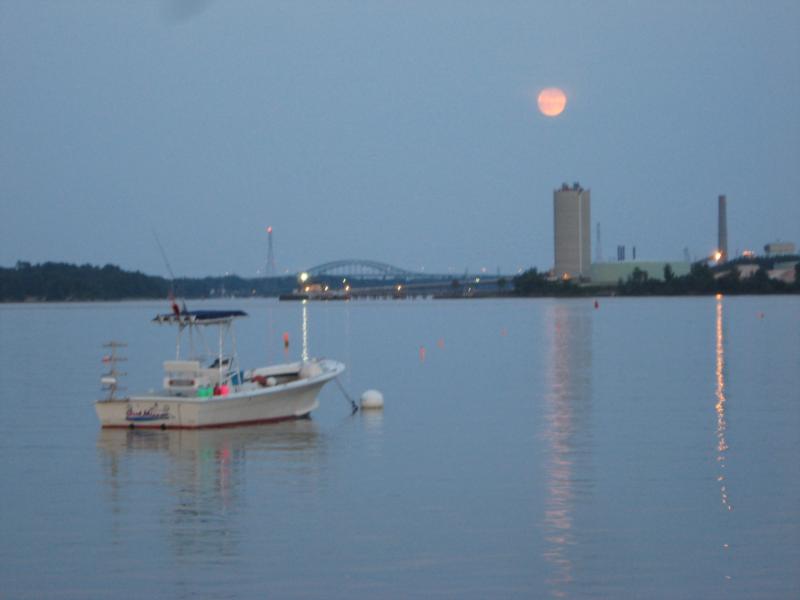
[0,296,798,599]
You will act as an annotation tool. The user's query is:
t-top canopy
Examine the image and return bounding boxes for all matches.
[153,309,248,325]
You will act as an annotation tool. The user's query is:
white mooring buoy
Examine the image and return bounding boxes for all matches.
[360,389,384,410]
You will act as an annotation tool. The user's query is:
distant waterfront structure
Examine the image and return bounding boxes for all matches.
[591,261,691,284]
[764,241,796,256]
[553,182,591,280]
[718,195,728,262]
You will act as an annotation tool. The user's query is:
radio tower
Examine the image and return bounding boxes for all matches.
[266,226,276,276]
[595,222,602,263]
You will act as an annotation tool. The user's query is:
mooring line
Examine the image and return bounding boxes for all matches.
[334,377,359,414]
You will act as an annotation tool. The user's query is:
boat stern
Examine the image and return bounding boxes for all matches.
[95,397,178,429]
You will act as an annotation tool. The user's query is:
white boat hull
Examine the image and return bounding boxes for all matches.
[96,360,344,429]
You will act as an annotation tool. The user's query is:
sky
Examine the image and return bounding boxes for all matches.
[1,1,799,277]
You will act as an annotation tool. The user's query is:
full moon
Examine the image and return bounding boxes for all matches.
[537,87,567,117]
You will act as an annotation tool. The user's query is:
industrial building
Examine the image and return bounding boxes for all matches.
[764,242,796,256]
[551,187,753,286]
[553,182,591,280]
[590,261,691,285]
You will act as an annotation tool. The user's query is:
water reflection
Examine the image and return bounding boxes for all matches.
[542,303,594,598]
[715,296,733,512]
[302,299,309,362]
[360,410,384,458]
[97,421,325,564]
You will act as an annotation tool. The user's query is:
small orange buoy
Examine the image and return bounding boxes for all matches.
[419,346,426,362]
[283,332,290,348]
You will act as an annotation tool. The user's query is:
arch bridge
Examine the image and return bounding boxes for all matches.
[305,259,430,281]
[292,258,509,297]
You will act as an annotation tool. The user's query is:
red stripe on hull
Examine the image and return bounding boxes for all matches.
[102,412,311,430]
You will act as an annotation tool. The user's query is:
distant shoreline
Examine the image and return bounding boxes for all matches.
[2,259,797,303]
[4,289,798,304]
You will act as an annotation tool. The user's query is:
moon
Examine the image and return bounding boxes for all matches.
[537,87,567,117]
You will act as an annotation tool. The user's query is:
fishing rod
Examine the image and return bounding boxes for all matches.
[152,229,186,315]
[152,229,176,285]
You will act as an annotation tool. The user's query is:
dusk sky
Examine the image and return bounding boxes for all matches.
[2,1,798,277]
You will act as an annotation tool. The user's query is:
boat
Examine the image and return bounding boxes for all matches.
[95,308,345,429]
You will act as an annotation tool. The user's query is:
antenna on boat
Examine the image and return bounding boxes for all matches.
[152,229,176,283]
[152,228,188,314]
[100,341,127,401]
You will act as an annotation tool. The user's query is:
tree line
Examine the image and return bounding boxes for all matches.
[3,259,797,302]
[615,261,799,295]
[513,258,800,297]
[0,262,297,301]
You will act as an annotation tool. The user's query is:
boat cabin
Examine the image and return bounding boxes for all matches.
[163,359,228,396]
[153,309,322,398]
[154,309,245,397]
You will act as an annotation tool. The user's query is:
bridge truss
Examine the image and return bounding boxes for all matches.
[306,259,435,281]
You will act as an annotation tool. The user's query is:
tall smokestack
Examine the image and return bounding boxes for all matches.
[718,195,728,262]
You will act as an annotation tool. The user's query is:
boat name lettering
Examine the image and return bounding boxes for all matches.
[126,404,171,422]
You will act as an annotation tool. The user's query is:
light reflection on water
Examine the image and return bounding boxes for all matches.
[715,296,732,513]
[541,303,593,598]
[361,410,384,459]
[715,295,735,586]
[301,300,310,362]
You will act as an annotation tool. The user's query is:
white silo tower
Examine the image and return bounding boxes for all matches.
[553,182,591,280]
